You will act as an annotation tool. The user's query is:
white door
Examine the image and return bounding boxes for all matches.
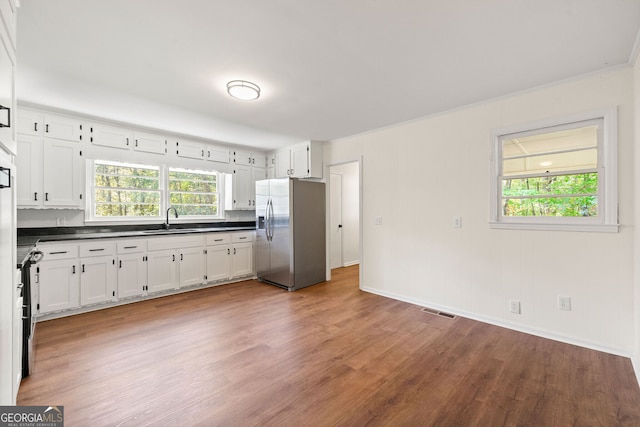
[38,259,80,314]
[176,139,205,159]
[179,247,205,288]
[117,253,146,298]
[134,131,167,155]
[42,139,82,207]
[90,123,132,149]
[80,256,116,306]
[330,173,343,269]
[231,242,253,278]
[206,245,231,282]
[43,114,83,142]
[147,250,178,293]
[16,136,42,207]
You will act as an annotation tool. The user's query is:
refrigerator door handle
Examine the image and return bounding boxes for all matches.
[264,198,270,241]
[268,198,275,241]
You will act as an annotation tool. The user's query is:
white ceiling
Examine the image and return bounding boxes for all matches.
[16,0,640,151]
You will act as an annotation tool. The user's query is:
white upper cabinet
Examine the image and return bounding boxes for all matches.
[206,145,229,164]
[134,131,167,155]
[176,139,205,159]
[16,136,42,207]
[42,138,84,207]
[17,134,84,209]
[89,123,133,149]
[232,148,253,166]
[44,114,84,142]
[274,141,323,179]
[17,110,84,143]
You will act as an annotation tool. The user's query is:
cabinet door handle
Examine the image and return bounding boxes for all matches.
[239,236,247,240]
[207,150,210,158]
[234,248,236,255]
[34,192,38,201]
[201,149,204,157]
[89,248,104,252]
[34,123,38,132]
[119,260,122,268]
[214,239,223,242]
[50,251,68,255]
[45,124,49,133]
[126,137,129,146]
[45,193,49,202]
[123,246,137,249]
[172,254,175,262]
[227,249,230,255]
[82,264,85,273]
[180,253,183,261]
[72,265,76,274]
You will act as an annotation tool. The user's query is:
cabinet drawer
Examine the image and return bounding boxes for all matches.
[231,232,254,243]
[147,235,205,251]
[38,244,78,260]
[79,241,116,257]
[206,233,231,246]
[117,239,147,254]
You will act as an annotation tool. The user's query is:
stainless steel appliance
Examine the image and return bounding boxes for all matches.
[20,249,42,378]
[256,178,326,291]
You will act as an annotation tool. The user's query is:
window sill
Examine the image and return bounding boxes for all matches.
[489,222,619,233]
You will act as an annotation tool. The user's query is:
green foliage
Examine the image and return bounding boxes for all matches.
[502,173,598,217]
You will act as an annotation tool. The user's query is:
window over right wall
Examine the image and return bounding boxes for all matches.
[490,108,618,232]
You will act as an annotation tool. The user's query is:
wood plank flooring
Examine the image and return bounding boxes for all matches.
[18,265,640,426]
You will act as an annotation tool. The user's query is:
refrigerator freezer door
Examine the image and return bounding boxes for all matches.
[255,179,270,281]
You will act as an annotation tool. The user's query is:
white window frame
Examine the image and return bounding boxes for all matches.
[86,160,226,223]
[489,107,618,233]
[87,159,163,222]
[167,167,223,220]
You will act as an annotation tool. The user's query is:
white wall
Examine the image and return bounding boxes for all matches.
[327,66,635,355]
[330,162,360,266]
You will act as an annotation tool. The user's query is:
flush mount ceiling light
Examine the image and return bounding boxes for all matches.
[227,80,260,101]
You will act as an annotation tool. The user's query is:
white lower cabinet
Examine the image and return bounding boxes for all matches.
[205,232,254,282]
[79,241,117,306]
[231,241,253,277]
[146,235,206,293]
[147,249,178,293]
[37,244,80,315]
[116,240,147,298]
[80,255,117,306]
[38,259,80,315]
[35,231,253,318]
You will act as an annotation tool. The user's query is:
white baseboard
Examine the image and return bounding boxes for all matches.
[361,285,632,358]
[632,355,640,389]
[343,260,360,267]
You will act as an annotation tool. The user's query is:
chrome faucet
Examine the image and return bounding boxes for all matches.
[165,206,178,229]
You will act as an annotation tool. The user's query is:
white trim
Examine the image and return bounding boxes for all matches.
[629,26,640,65]
[489,221,619,233]
[489,107,618,232]
[361,285,632,358]
[632,355,640,389]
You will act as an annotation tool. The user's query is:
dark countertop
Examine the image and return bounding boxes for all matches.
[17,222,256,266]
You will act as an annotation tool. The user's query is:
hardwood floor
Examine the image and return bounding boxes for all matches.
[18,265,640,426]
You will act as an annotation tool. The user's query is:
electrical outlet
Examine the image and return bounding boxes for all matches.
[453,216,462,228]
[558,296,572,311]
[509,299,521,314]
[374,216,383,225]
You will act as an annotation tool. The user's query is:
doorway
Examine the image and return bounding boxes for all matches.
[329,162,360,269]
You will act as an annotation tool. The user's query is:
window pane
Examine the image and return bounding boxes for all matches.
[94,161,161,218]
[502,173,598,197]
[502,196,597,217]
[502,125,597,157]
[503,148,597,176]
[168,168,220,217]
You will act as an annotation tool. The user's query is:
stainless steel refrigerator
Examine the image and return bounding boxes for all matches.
[256,178,326,291]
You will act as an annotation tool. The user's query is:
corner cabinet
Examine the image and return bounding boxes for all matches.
[274,140,323,179]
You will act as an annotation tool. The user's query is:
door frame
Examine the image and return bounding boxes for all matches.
[325,158,363,289]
